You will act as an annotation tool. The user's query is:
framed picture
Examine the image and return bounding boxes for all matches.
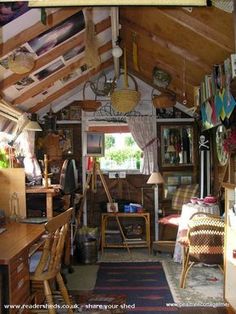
[70,105,81,120]
[180,176,192,185]
[163,172,193,199]
[58,128,73,155]
[27,11,85,56]
[107,202,118,213]
[164,185,177,199]
[85,132,104,157]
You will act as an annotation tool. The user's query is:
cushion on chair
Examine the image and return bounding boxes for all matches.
[159,214,181,226]
[188,216,224,264]
[172,184,199,211]
[29,251,42,273]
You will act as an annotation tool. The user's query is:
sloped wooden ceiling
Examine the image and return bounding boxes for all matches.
[120,6,234,106]
[0,4,234,117]
[0,6,113,116]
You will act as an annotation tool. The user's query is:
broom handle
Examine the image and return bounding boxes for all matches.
[124,47,128,88]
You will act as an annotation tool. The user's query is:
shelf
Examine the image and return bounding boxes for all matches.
[101,213,151,254]
[56,120,81,124]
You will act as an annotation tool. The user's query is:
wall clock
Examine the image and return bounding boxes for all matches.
[215,125,229,166]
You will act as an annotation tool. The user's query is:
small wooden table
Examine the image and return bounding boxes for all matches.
[101,212,151,255]
[0,222,44,312]
[26,184,61,218]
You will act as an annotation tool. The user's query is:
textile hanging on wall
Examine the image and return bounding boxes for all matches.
[18,128,42,182]
[127,116,158,175]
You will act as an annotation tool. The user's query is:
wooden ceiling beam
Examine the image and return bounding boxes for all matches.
[124,43,200,87]
[0,7,83,57]
[129,66,194,107]
[0,16,111,90]
[12,40,112,106]
[126,55,194,105]
[156,8,233,53]
[120,17,211,72]
[29,58,113,113]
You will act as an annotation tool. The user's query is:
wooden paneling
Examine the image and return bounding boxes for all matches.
[120,6,234,108]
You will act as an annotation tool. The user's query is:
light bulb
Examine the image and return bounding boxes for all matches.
[112,46,123,58]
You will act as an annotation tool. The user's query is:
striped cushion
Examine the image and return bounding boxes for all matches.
[188,216,224,264]
[172,184,199,211]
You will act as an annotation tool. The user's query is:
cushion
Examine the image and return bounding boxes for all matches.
[29,251,42,273]
[172,184,199,211]
[159,214,181,226]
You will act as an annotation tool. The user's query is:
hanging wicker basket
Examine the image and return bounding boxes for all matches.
[77,80,102,112]
[152,89,176,109]
[8,50,35,74]
[111,73,140,113]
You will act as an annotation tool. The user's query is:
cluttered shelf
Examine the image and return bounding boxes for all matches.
[101,212,151,254]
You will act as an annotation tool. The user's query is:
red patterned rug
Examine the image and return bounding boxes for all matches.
[93,262,178,314]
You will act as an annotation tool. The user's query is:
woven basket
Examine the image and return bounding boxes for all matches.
[152,89,176,109]
[111,73,140,113]
[8,51,35,74]
[77,81,102,112]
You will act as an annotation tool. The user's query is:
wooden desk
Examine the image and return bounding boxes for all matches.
[26,185,60,218]
[0,222,44,313]
[101,212,151,255]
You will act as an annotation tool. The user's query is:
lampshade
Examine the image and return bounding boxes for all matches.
[167,145,176,153]
[147,172,164,185]
[25,120,42,131]
[25,114,42,131]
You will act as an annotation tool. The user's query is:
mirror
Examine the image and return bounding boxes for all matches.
[161,125,193,166]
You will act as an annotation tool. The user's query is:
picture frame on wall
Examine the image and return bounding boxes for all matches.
[58,128,73,155]
[85,132,104,157]
[70,105,81,120]
[163,172,193,199]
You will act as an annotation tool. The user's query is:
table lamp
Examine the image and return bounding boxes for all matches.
[147,171,164,241]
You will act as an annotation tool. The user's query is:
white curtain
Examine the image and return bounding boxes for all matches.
[19,130,42,182]
[127,116,158,174]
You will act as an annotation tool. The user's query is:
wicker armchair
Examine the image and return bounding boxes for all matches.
[29,208,73,313]
[179,212,224,289]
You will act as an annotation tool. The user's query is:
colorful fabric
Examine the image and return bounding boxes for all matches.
[188,216,224,264]
[171,184,199,211]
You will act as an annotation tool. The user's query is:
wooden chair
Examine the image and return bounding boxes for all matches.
[153,184,199,253]
[179,212,224,289]
[29,208,73,314]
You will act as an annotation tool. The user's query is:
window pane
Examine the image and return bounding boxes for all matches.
[100,133,143,171]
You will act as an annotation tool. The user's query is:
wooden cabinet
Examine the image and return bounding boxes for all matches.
[0,223,44,313]
[222,183,236,313]
[101,213,151,254]
[8,251,30,308]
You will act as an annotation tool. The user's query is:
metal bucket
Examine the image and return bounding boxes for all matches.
[78,239,97,264]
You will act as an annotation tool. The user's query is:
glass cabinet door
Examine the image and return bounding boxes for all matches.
[161,125,193,167]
